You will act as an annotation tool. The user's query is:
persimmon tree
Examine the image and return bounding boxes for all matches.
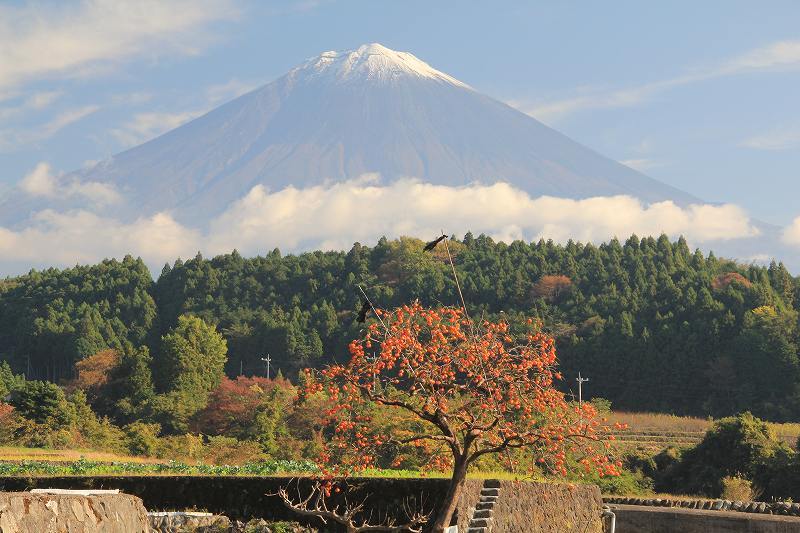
[303,302,619,532]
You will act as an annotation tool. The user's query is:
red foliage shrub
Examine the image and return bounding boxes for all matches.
[532,274,573,302]
[712,272,752,291]
[67,349,120,398]
[191,375,294,438]
[0,402,18,443]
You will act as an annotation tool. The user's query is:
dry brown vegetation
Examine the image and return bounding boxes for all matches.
[606,411,800,451]
[608,412,710,433]
[0,446,161,463]
[532,275,572,302]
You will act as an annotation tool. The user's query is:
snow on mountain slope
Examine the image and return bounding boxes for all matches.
[295,43,471,87]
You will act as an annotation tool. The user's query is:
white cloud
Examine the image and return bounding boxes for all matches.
[782,216,800,247]
[0,0,240,90]
[1,178,762,273]
[519,39,800,122]
[205,78,259,104]
[742,253,772,265]
[110,110,202,146]
[37,106,101,139]
[110,92,153,106]
[18,162,121,205]
[0,105,99,150]
[740,128,800,151]
[0,91,62,121]
[111,78,258,147]
[722,40,800,73]
[0,210,199,267]
[19,162,58,197]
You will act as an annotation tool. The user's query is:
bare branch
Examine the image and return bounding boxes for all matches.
[272,481,430,533]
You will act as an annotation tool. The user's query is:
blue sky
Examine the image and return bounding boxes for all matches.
[1,0,800,272]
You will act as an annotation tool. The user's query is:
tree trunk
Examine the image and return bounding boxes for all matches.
[430,459,468,533]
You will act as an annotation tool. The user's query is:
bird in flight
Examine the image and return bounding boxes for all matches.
[356,298,371,323]
[423,235,447,252]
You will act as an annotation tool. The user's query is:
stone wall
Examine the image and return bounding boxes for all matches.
[610,504,800,533]
[455,480,603,533]
[605,495,800,517]
[0,492,149,532]
[490,481,603,532]
[0,476,603,532]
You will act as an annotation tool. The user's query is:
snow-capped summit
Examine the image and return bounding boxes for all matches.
[1,43,699,226]
[292,43,470,88]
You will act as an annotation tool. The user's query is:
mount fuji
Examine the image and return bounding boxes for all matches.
[3,43,787,274]
[3,43,703,227]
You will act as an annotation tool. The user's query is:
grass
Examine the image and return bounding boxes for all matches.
[2,411,797,479]
[607,412,711,433]
[0,446,161,464]
[0,458,320,477]
[767,422,800,445]
[0,450,548,481]
[0,459,536,480]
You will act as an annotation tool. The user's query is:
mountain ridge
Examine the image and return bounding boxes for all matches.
[0,43,702,228]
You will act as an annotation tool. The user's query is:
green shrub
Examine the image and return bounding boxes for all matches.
[262,522,313,533]
[657,412,790,497]
[156,434,205,461]
[721,475,757,501]
[0,403,20,444]
[579,467,653,495]
[124,422,161,456]
[590,397,612,414]
[8,381,71,429]
[202,436,266,465]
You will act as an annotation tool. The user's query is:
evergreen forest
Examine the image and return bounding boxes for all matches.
[1,233,798,425]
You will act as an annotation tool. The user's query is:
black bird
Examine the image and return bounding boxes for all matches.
[423,235,447,252]
[356,298,371,323]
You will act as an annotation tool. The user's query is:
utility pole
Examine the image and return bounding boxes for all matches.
[576,372,589,407]
[260,354,272,380]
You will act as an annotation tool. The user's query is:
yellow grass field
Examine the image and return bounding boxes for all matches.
[605,411,800,451]
[0,446,160,464]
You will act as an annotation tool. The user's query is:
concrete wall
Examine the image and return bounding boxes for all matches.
[611,504,800,533]
[0,492,149,533]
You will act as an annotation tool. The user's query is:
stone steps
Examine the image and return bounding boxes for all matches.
[467,480,501,533]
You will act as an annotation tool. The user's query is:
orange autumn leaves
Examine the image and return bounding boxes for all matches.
[303,303,619,479]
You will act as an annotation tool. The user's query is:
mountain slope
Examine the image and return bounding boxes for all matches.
[49,43,700,225]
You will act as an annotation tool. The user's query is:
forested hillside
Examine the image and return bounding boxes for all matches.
[1,234,798,420]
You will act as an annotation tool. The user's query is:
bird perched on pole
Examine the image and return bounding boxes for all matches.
[423,234,447,252]
[356,297,371,323]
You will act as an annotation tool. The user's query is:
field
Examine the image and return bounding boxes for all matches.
[2,411,799,478]
[606,412,800,452]
[0,446,161,464]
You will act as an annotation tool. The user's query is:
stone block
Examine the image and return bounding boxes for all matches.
[0,491,149,533]
[470,518,492,528]
[473,509,492,519]
[149,511,231,532]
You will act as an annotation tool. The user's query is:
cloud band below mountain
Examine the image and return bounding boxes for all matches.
[0,177,763,275]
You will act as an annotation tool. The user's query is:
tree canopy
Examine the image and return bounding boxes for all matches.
[1,234,798,421]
